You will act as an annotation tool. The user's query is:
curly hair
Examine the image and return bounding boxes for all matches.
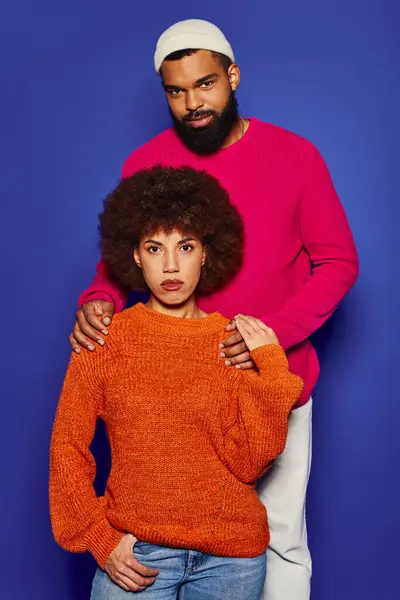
[99,166,244,296]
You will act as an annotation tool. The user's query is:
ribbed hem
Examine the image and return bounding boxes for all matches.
[250,344,289,375]
[129,523,268,559]
[78,290,121,311]
[86,519,125,569]
[128,302,228,336]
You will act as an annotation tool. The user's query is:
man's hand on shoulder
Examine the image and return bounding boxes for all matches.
[69,301,115,353]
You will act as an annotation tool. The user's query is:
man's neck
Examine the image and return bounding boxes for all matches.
[220,116,250,149]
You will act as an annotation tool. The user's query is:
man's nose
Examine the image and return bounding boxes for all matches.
[185,90,204,113]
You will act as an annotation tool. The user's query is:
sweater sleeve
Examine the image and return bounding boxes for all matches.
[49,350,124,568]
[77,258,128,313]
[263,145,359,350]
[221,345,303,484]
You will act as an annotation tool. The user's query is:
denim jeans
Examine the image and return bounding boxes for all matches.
[90,541,266,599]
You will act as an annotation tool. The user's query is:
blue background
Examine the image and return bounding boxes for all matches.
[0,1,398,598]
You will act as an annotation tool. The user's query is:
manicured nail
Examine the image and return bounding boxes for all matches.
[87,345,95,351]
[74,348,81,354]
[101,329,108,336]
[98,339,105,346]
[235,364,241,369]
[220,352,226,358]
[103,317,111,326]
[219,343,224,348]
[225,360,231,366]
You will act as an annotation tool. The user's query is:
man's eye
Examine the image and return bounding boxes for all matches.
[168,89,181,96]
[200,81,213,88]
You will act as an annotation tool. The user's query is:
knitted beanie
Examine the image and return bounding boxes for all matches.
[154,19,235,73]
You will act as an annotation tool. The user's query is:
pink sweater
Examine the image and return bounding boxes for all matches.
[79,118,359,406]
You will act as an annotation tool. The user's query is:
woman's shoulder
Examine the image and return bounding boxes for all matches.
[102,305,143,347]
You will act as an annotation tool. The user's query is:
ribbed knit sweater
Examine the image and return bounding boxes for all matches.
[78,118,359,407]
[49,303,303,568]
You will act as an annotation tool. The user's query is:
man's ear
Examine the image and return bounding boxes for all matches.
[228,64,240,92]
[133,247,142,268]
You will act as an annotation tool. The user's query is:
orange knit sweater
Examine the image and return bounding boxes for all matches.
[49,303,303,569]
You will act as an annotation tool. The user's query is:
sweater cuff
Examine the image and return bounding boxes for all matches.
[78,291,115,308]
[250,344,289,375]
[86,518,125,569]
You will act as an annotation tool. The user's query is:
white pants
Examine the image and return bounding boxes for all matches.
[257,399,313,600]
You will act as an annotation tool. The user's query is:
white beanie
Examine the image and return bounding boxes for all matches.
[154,19,235,73]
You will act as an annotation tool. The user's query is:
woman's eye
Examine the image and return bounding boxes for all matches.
[180,244,193,252]
[148,246,161,253]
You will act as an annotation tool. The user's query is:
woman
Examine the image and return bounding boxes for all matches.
[49,166,303,599]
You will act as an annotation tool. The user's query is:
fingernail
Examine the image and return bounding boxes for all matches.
[219,343,224,348]
[98,339,105,346]
[220,352,226,358]
[74,348,80,354]
[235,364,241,369]
[103,317,111,326]
[225,360,231,366]
[87,345,95,351]
[101,329,108,336]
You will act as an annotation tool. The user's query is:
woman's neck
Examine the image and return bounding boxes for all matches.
[145,294,207,319]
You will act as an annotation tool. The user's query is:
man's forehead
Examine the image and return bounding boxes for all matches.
[161,50,222,85]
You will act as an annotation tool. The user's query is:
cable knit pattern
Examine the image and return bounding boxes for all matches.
[49,303,303,568]
[78,118,359,406]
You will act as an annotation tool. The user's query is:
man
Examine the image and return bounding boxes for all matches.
[70,19,359,600]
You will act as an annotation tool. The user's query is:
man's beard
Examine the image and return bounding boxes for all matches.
[170,91,239,155]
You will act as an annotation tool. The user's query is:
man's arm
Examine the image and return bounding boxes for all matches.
[70,158,136,352]
[263,144,359,350]
[78,258,128,314]
[77,156,138,314]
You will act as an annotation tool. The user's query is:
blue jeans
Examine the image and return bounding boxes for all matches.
[90,541,266,599]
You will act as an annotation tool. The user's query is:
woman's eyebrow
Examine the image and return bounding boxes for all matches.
[144,239,163,245]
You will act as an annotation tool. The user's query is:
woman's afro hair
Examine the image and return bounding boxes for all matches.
[99,165,244,296]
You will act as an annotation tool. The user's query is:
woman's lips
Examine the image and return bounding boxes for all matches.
[187,115,212,128]
[161,280,183,291]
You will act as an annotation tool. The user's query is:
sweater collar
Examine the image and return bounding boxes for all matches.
[129,302,228,336]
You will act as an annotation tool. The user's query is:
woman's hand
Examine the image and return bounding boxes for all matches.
[105,534,159,592]
[234,314,279,354]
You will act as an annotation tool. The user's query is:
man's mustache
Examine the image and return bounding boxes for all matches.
[182,110,216,123]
